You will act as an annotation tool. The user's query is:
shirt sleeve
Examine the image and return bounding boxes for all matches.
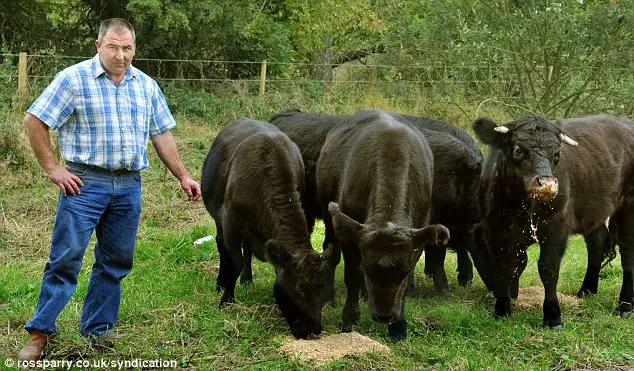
[26,71,74,130]
[149,80,176,136]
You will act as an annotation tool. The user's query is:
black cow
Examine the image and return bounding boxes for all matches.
[269,109,353,236]
[316,110,450,339]
[201,118,338,339]
[382,111,483,288]
[472,114,634,329]
[270,109,482,294]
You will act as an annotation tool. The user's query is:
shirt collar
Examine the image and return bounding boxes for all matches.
[91,54,137,82]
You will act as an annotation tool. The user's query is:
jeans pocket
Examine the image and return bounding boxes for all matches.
[66,162,88,176]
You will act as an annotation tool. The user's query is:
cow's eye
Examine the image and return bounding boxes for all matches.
[554,152,560,161]
[512,146,524,160]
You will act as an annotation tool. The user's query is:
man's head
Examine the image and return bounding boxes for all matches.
[96,18,136,80]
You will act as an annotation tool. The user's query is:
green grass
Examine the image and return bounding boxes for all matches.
[1,99,633,369]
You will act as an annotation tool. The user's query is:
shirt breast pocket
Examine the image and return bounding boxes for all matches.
[132,104,150,128]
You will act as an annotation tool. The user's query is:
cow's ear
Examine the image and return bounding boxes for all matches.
[265,239,291,266]
[321,243,341,266]
[328,202,365,244]
[411,224,450,248]
[473,117,508,148]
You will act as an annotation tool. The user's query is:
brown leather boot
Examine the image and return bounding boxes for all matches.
[17,330,47,361]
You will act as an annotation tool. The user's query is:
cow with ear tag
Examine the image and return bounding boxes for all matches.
[317,110,450,340]
[201,118,339,339]
[472,114,634,330]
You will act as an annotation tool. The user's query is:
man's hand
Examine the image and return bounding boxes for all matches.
[180,176,201,201]
[47,164,84,197]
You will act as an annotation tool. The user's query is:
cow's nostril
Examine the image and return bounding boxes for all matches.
[537,177,557,187]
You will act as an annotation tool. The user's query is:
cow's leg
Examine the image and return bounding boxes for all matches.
[511,250,528,300]
[455,244,474,286]
[240,240,253,285]
[537,233,568,330]
[578,225,608,297]
[215,224,228,292]
[387,299,408,340]
[219,214,244,307]
[322,214,341,305]
[425,247,449,291]
[423,248,438,277]
[613,207,634,319]
[341,247,362,333]
[492,263,513,319]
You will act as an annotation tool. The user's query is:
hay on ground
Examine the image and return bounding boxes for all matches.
[280,331,390,365]
[516,286,580,308]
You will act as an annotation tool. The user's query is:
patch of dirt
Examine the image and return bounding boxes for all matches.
[280,332,390,365]
[516,286,580,308]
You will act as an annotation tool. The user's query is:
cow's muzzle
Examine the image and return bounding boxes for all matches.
[372,314,397,324]
[528,176,559,201]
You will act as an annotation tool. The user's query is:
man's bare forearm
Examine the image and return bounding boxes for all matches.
[150,130,188,180]
[24,113,58,173]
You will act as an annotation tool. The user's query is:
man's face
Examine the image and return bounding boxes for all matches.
[96,28,135,78]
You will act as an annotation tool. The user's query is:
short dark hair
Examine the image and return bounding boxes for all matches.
[98,18,136,43]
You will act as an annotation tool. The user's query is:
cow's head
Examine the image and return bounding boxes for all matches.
[328,202,449,324]
[266,239,339,339]
[473,116,578,203]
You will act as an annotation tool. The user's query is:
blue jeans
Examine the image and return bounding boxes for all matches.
[25,163,142,336]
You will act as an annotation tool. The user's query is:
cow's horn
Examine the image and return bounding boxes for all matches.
[494,125,510,133]
[559,133,578,146]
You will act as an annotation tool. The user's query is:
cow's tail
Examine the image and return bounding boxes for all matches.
[601,218,618,269]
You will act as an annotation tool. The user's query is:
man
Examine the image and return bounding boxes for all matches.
[18,18,201,361]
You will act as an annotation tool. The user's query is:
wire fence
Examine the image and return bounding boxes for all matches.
[1,53,633,116]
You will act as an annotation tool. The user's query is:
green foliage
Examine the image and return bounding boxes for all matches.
[0,0,632,118]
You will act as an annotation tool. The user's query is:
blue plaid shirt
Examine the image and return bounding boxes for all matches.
[27,54,176,171]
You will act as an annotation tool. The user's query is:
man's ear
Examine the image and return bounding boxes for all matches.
[328,202,365,244]
[473,117,509,148]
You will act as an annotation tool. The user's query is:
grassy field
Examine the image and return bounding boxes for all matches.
[1,103,633,370]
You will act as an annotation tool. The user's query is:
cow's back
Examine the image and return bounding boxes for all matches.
[422,128,481,236]
[318,111,434,226]
[555,115,634,232]
[225,130,304,215]
[201,118,298,219]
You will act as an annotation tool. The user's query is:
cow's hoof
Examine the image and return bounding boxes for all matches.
[550,324,564,332]
[341,324,353,333]
[240,276,253,286]
[387,320,407,340]
[576,287,597,298]
[458,277,472,286]
[493,301,512,319]
[542,318,564,331]
[615,302,633,319]
[219,296,234,308]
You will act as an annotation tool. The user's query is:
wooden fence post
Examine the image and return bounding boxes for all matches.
[548,65,553,83]
[259,60,267,99]
[18,52,28,102]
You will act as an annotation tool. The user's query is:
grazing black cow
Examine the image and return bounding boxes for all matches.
[316,110,450,339]
[383,111,483,288]
[269,110,353,303]
[472,114,634,329]
[269,110,353,236]
[200,118,338,339]
[270,109,482,295]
